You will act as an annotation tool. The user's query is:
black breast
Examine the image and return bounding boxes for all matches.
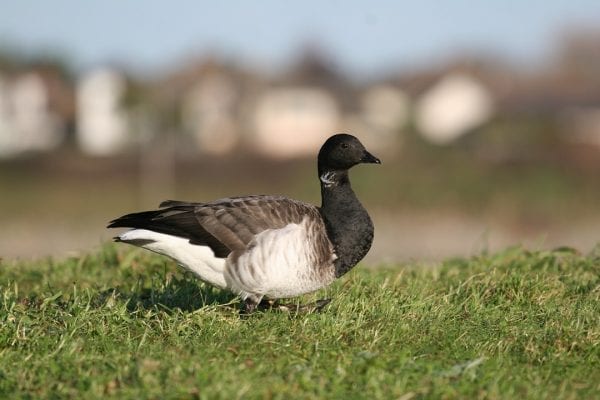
[320,186,375,277]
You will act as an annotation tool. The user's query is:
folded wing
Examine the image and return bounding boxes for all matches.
[108,195,321,259]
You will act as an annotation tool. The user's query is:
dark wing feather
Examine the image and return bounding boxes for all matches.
[159,200,197,208]
[107,206,231,257]
[193,195,319,252]
[108,195,322,259]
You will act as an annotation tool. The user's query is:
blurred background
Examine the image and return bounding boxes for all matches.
[1,1,599,263]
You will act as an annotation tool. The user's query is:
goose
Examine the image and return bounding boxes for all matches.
[108,133,381,313]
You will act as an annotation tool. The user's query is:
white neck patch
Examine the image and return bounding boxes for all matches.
[320,171,337,188]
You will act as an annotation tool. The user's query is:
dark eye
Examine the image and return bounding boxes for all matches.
[341,143,349,149]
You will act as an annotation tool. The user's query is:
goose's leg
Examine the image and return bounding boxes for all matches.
[274,298,332,313]
[240,295,262,315]
[241,297,332,314]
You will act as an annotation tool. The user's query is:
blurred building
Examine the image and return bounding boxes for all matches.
[159,57,258,155]
[76,68,129,156]
[0,29,599,160]
[415,72,494,145]
[0,71,66,158]
[352,84,409,153]
[361,85,409,134]
[181,71,239,154]
[252,87,340,158]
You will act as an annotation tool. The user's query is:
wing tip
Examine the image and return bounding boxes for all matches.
[160,200,185,208]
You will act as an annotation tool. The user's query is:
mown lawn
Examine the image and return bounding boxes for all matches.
[1,244,599,399]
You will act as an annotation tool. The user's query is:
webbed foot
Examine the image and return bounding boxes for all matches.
[240,296,262,316]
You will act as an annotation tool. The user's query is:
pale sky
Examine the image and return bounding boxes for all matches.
[0,1,598,78]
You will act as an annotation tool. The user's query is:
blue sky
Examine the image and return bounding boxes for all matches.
[0,1,598,78]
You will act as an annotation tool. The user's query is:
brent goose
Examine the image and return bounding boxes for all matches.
[108,133,381,313]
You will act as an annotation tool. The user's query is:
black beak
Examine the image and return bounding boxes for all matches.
[361,150,381,164]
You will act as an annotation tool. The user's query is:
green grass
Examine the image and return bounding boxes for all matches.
[1,245,599,399]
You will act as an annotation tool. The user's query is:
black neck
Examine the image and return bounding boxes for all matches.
[319,168,374,277]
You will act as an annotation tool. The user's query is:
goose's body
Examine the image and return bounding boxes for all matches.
[108,134,380,312]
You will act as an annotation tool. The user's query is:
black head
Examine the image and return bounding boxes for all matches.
[318,133,381,174]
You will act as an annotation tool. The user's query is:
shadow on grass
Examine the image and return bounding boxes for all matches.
[96,275,238,314]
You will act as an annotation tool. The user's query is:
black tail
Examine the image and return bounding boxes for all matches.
[107,206,230,258]
[107,207,197,237]
[107,209,167,229]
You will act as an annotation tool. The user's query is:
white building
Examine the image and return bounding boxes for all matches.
[415,73,494,145]
[181,73,238,154]
[0,72,64,158]
[359,85,409,152]
[76,68,129,156]
[252,87,340,158]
